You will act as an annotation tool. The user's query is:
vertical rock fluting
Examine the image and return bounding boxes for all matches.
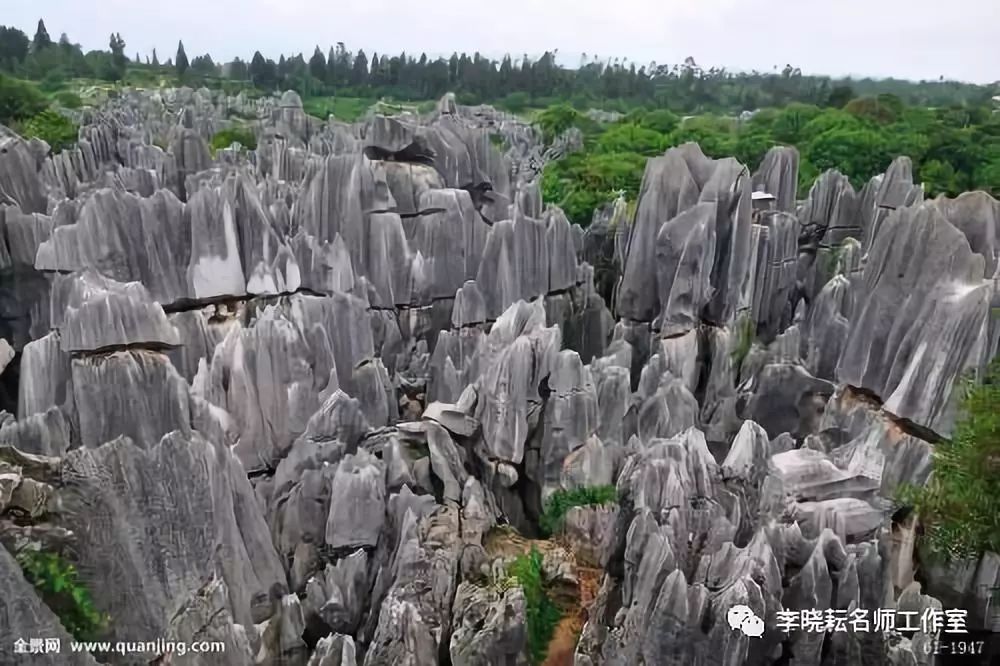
[0,90,996,666]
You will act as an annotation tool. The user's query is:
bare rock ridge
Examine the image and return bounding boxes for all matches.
[0,88,997,665]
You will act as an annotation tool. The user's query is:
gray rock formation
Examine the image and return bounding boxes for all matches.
[0,89,993,666]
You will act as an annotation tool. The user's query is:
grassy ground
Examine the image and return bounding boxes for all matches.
[302,96,375,121]
[302,96,438,121]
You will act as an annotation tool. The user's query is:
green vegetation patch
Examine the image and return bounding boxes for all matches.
[209,125,257,155]
[537,94,1000,227]
[17,549,107,641]
[508,547,562,664]
[730,313,756,370]
[0,74,48,126]
[897,360,1000,559]
[539,484,618,537]
[302,96,375,122]
[52,90,82,109]
[535,103,601,144]
[20,108,79,153]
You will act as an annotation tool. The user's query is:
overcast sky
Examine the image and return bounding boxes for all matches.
[7,0,999,84]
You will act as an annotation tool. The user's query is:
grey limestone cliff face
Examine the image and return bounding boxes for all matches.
[0,90,996,666]
[619,143,752,328]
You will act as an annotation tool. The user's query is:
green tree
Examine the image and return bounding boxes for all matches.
[535,104,599,143]
[21,109,79,153]
[669,116,738,158]
[0,74,47,125]
[804,127,892,187]
[637,108,680,134]
[227,57,248,81]
[308,46,326,83]
[826,84,854,108]
[594,123,668,156]
[54,90,82,109]
[31,19,52,53]
[351,49,369,86]
[190,54,216,77]
[249,51,275,89]
[919,159,959,197]
[925,127,982,192]
[175,40,189,79]
[769,103,822,144]
[974,158,1000,195]
[846,94,904,124]
[497,91,530,113]
[732,129,775,170]
[0,26,30,69]
[108,33,126,81]
[798,108,866,142]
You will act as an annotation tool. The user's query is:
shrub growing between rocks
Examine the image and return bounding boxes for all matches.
[20,109,79,153]
[508,547,562,664]
[16,549,107,641]
[210,125,257,155]
[897,360,1000,559]
[539,484,617,537]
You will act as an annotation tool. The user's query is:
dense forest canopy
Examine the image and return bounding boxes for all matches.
[2,20,996,112]
[1,18,998,223]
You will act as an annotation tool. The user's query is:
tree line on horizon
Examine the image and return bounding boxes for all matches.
[1,19,996,115]
[0,19,997,212]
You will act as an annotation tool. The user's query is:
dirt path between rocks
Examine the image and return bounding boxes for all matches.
[484,527,603,666]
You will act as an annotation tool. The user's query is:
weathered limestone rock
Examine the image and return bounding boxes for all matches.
[866,157,923,251]
[561,436,619,491]
[0,134,47,214]
[73,350,191,450]
[257,590,309,666]
[304,550,369,635]
[0,406,72,457]
[59,432,286,652]
[363,505,462,665]
[838,202,991,436]
[545,206,579,293]
[4,91,985,666]
[476,300,559,463]
[325,449,386,550]
[308,634,358,666]
[53,270,180,352]
[563,504,617,567]
[619,143,751,328]
[167,576,257,665]
[752,146,799,213]
[477,215,552,315]
[2,206,56,267]
[541,350,599,489]
[422,401,479,438]
[750,211,799,341]
[654,202,717,335]
[449,581,528,666]
[742,362,834,439]
[0,338,12,376]
[193,308,317,471]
